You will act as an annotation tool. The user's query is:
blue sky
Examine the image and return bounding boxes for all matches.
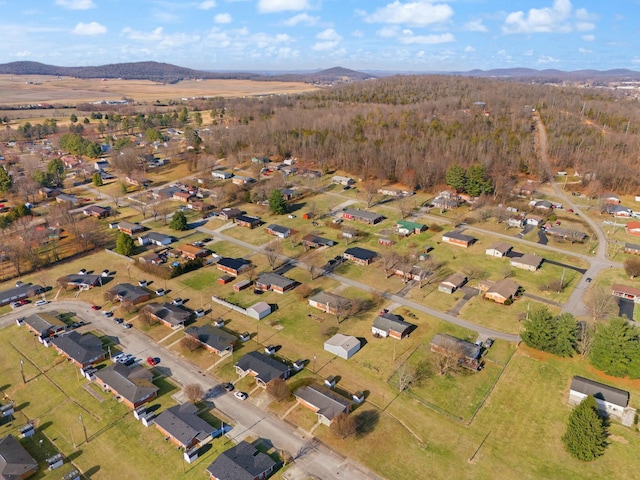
[0,0,637,72]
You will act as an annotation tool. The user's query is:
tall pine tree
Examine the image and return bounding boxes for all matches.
[562,395,607,461]
[590,317,640,378]
[521,306,578,357]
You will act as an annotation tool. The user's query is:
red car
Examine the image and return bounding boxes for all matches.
[91,305,101,310]
[146,357,159,366]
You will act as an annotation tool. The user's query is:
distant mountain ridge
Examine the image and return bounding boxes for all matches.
[0,61,375,84]
[460,67,640,81]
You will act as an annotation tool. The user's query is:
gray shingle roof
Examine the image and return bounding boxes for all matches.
[443,230,476,243]
[206,441,276,480]
[144,302,191,326]
[570,376,629,408]
[184,324,236,352]
[153,403,215,447]
[430,333,481,360]
[0,434,38,479]
[51,331,105,365]
[235,351,289,384]
[94,363,157,406]
[344,247,377,261]
[372,312,414,335]
[256,272,296,290]
[294,384,351,422]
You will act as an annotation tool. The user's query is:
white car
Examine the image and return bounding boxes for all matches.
[34,299,48,307]
[234,391,248,401]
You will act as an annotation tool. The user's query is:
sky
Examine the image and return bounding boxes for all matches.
[0,0,638,72]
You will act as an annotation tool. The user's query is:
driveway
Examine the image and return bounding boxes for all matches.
[618,298,635,319]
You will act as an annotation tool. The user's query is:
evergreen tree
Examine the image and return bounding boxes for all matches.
[70,113,78,123]
[115,232,135,256]
[466,164,494,197]
[445,165,467,192]
[170,210,188,231]
[92,172,103,187]
[562,395,607,461]
[0,166,13,193]
[521,306,578,357]
[46,158,65,187]
[269,189,289,215]
[590,317,640,378]
[554,313,579,357]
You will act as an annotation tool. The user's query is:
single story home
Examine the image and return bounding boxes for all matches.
[294,384,352,426]
[139,252,164,265]
[176,244,209,260]
[23,313,66,338]
[255,272,296,294]
[526,215,544,226]
[343,247,377,266]
[154,402,217,450]
[94,160,110,170]
[246,302,272,320]
[216,257,251,277]
[331,175,354,186]
[605,204,632,217]
[0,434,38,480]
[485,242,513,258]
[372,312,414,339]
[568,376,630,421]
[173,191,193,203]
[531,200,553,210]
[211,170,233,180]
[56,193,80,206]
[231,175,255,186]
[107,283,150,305]
[51,332,106,367]
[546,227,588,243]
[508,217,525,228]
[143,302,191,328]
[480,279,520,304]
[601,193,621,205]
[626,221,640,237]
[510,253,543,271]
[612,284,640,303]
[624,243,640,255]
[234,215,261,229]
[341,209,384,225]
[392,265,427,282]
[301,234,335,249]
[438,273,468,294]
[206,441,276,480]
[396,219,427,236]
[235,351,290,388]
[56,274,103,290]
[117,222,145,236]
[94,363,158,409]
[266,224,291,239]
[324,334,361,359]
[308,292,351,315]
[442,230,476,248]
[213,207,243,221]
[0,283,45,306]
[429,333,481,371]
[184,324,236,355]
[83,205,110,219]
[138,232,174,247]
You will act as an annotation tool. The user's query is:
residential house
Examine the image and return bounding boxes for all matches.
[51,332,106,367]
[480,279,520,304]
[82,205,110,219]
[341,209,384,225]
[153,186,181,200]
[143,302,191,328]
[235,351,290,388]
[485,242,513,257]
[138,232,174,247]
[601,193,621,205]
[392,265,427,282]
[568,376,630,421]
[324,334,360,360]
[206,441,276,480]
[519,181,537,196]
[612,284,640,303]
[94,160,110,171]
[624,243,640,255]
[429,333,481,371]
[266,224,291,239]
[214,207,243,221]
[117,222,145,236]
[531,200,553,210]
[39,187,61,199]
[216,257,251,277]
[308,292,350,315]
[234,215,261,229]
[294,384,352,426]
[125,176,150,188]
[432,192,460,210]
[94,363,158,409]
[246,302,272,320]
[0,434,38,480]
[255,273,296,294]
[442,230,476,248]
[606,204,632,217]
[510,253,543,271]
[23,313,65,339]
[172,191,193,203]
[343,247,377,266]
[396,219,426,236]
[0,283,45,306]
[231,175,255,186]
[331,175,354,186]
[184,324,236,355]
[154,403,217,450]
[526,215,544,226]
[139,252,164,265]
[211,170,233,180]
[508,216,525,228]
[438,273,468,294]
[278,188,296,200]
[301,234,335,249]
[626,221,640,237]
[300,169,322,178]
[107,283,150,305]
[177,244,209,260]
[55,193,80,206]
[56,274,102,290]
[371,312,414,339]
[546,227,588,242]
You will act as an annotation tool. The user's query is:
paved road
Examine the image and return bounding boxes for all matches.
[1,302,378,480]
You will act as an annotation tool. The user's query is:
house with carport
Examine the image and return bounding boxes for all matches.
[184,324,236,355]
[438,273,467,294]
[94,363,158,409]
[294,384,352,426]
[206,441,276,480]
[372,312,414,339]
[442,230,476,248]
[153,402,218,450]
[51,332,106,367]
[235,351,290,388]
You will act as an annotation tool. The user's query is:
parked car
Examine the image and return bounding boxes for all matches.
[10,302,21,309]
[102,311,113,317]
[113,317,124,324]
[91,305,101,310]
[123,358,136,366]
[112,353,126,362]
[146,356,159,366]
[34,299,48,307]
[567,209,574,213]
[485,338,494,348]
[222,382,234,392]
[18,299,28,305]
[122,323,132,329]
[155,288,165,296]
[474,340,483,347]
[171,298,183,306]
[234,391,248,401]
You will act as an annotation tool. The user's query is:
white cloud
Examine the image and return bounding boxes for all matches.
[575,22,594,31]
[463,20,487,32]
[632,57,640,65]
[55,0,95,10]
[582,34,595,41]
[377,26,400,38]
[282,13,319,26]
[397,31,454,44]
[121,27,200,48]
[257,0,310,13]
[316,28,342,41]
[464,45,475,52]
[503,0,572,33]
[352,30,364,38]
[198,0,216,9]
[537,55,560,64]
[215,13,232,23]
[312,41,339,51]
[312,28,342,51]
[72,22,107,35]
[578,48,592,54]
[13,50,32,58]
[364,1,454,26]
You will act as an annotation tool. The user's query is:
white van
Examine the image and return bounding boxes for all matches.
[34,299,48,307]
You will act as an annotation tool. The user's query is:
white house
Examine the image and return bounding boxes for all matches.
[485,242,513,258]
[211,171,233,180]
[324,334,361,360]
[568,376,630,422]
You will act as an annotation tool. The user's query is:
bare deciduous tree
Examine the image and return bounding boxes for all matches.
[184,383,205,404]
[577,321,595,359]
[266,378,291,402]
[330,413,357,439]
[379,249,398,278]
[263,240,282,271]
[584,286,617,322]
[359,179,382,208]
[181,335,202,352]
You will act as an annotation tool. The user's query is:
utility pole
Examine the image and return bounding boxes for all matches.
[19,359,25,384]
[79,415,88,443]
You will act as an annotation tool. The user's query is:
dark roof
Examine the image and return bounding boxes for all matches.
[486,278,520,299]
[144,232,174,243]
[215,207,243,218]
[342,208,384,221]
[235,351,289,384]
[302,234,335,247]
[23,313,64,336]
[294,384,351,421]
[0,283,44,304]
[309,291,349,307]
[184,324,236,351]
[626,243,640,251]
[256,272,296,289]
[266,224,291,235]
[0,435,38,480]
[511,253,543,268]
[217,257,250,271]
[372,312,414,334]
[94,363,157,406]
[51,332,105,364]
[59,274,102,287]
[570,376,629,408]
[109,283,148,302]
[430,333,481,360]
[206,441,276,480]
[344,247,377,261]
[154,403,215,447]
[235,214,261,224]
[443,230,476,243]
[144,302,191,326]
[118,221,145,232]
